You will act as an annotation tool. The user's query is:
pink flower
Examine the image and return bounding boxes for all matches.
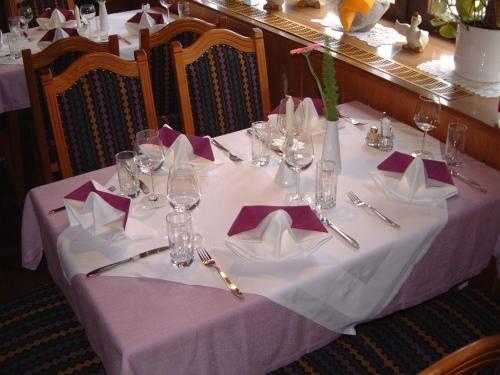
[290,44,321,55]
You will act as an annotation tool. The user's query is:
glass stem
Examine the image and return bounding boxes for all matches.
[149,172,157,201]
[167,8,170,22]
[295,170,301,199]
[421,131,427,153]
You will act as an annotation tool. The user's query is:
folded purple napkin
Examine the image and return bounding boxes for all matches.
[227,205,327,236]
[40,27,78,42]
[377,151,454,185]
[65,181,130,227]
[127,11,164,25]
[39,8,75,21]
[159,127,215,161]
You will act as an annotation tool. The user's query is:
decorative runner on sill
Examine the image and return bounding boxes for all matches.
[202,0,471,101]
[418,59,500,98]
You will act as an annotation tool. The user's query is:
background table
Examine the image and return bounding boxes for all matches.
[22,102,500,374]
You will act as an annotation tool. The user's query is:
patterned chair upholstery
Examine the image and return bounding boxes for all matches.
[22,35,119,182]
[9,0,75,27]
[41,50,158,178]
[140,17,227,132]
[172,28,271,137]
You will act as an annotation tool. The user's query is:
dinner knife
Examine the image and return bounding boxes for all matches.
[450,169,487,193]
[314,210,360,249]
[49,206,66,214]
[86,245,171,277]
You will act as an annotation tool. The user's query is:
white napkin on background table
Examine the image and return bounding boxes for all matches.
[37,8,76,30]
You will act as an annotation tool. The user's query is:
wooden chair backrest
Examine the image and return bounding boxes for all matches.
[22,35,119,182]
[41,50,158,178]
[419,335,500,375]
[139,16,227,131]
[172,27,271,136]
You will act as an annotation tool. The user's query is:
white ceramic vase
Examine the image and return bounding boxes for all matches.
[321,120,342,173]
[454,23,500,83]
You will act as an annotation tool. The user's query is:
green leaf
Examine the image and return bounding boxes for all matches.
[322,52,338,121]
[457,0,475,21]
[430,0,446,16]
[439,23,457,38]
[430,18,447,26]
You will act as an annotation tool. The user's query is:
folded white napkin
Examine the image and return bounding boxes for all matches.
[125,11,165,35]
[295,97,326,134]
[37,8,76,30]
[39,27,78,46]
[226,209,331,261]
[370,157,458,205]
[64,180,155,240]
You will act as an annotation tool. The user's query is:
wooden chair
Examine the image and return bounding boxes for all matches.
[172,27,271,137]
[419,335,500,375]
[41,50,158,178]
[139,17,227,132]
[22,35,119,182]
[8,0,75,26]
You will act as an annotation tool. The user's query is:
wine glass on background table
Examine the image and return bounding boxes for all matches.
[18,6,33,41]
[80,4,96,37]
[159,0,173,22]
[412,94,440,159]
[283,132,314,203]
[134,129,168,209]
[167,164,201,212]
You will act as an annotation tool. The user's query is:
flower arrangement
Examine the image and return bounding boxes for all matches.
[430,0,500,38]
[290,44,339,122]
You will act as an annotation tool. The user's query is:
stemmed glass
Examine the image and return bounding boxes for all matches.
[277,96,303,137]
[411,95,440,159]
[283,132,314,203]
[159,0,173,22]
[18,6,33,41]
[167,164,201,212]
[80,4,96,37]
[134,129,168,209]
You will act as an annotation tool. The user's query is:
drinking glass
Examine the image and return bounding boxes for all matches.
[18,6,33,41]
[159,0,173,22]
[167,163,201,212]
[177,0,190,17]
[277,96,303,137]
[411,95,440,159]
[445,122,468,167]
[80,4,96,37]
[134,129,167,209]
[283,132,314,203]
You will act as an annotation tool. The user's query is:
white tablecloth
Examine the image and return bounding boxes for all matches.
[57,109,449,333]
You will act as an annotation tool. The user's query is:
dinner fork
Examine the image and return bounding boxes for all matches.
[346,191,400,228]
[196,248,243,298]
[340,115,367,126]
[210,139,244,162]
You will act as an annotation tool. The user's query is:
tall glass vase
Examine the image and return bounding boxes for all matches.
[321,120,342,173]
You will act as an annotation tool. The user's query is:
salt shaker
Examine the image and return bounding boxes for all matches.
[366,126,380,148]
[379,112,394,152]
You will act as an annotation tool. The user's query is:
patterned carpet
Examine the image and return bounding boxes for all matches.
[0,283,498,375]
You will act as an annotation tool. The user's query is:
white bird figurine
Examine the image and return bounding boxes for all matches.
[395,11,429,53]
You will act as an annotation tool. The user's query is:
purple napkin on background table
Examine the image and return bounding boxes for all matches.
[39,8,75,21]
[40,27,78,42]
[127,12,165,25]
[377,151,454,185]
[227,205,327,236]
[159,127,215,161]
[65,181,130,227]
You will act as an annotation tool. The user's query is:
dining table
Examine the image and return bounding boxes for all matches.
[21,101,500,375]
[0,8,165,114]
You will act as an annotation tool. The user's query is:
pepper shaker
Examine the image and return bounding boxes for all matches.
[366,126,380,148]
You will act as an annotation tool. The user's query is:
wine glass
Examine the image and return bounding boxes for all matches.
[134,129,168,209]
[18,6,33,41]
[80,4,96,37]
[283,132,314,203]
[277,96,303,137]
[159,0,173,22]
[167,164,201,212]
[411,95,440,159]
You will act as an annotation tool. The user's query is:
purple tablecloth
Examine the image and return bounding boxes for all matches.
[21,102,500,374]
